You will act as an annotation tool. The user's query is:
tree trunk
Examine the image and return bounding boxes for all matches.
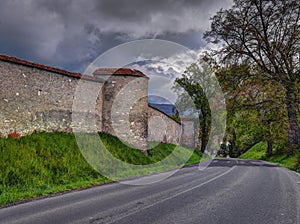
[267,140,273,157]
[199,103,211,153]
[285,84,300,154]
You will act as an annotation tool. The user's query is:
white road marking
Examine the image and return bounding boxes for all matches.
[105,165,237,224]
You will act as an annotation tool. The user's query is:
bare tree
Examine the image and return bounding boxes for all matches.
[204,0,300,153]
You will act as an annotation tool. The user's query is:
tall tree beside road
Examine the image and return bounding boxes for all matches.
[204,0,300,153]
[174,63,211,153]
[216,64,287,156]
[174,62,224,153]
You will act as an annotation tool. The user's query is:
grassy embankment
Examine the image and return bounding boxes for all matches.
[239,141,300,173]
[0,132,203,205]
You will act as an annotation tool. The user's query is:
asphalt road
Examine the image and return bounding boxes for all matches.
[1,158,300,224]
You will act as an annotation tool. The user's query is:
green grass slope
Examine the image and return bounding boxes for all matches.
[239,142,268,160]
[239,141,300,173]
[0,132,203,205]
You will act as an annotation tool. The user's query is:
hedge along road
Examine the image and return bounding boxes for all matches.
[0,158,299,224]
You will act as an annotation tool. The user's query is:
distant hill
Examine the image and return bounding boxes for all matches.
[148,95,178,116]
[149,103,178,116]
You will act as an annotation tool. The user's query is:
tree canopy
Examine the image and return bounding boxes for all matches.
[204,0,300,153]
[174,62,226,154]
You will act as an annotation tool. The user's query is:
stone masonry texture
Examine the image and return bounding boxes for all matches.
[0,60,102,137]
[148,105,181,145]
[94,69,149,151]
[0,55,194,150]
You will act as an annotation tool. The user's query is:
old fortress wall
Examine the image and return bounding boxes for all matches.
[0,54,194,150]
[0,55,103,136]
[148,105,181,145]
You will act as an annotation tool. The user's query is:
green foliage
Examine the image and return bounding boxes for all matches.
[147,142,203,167]
[240,142,300,172]
[239,142,268,160]
[98,133,152,165]
[215,62,289,157]
[170,114,180,123]
[234,111,265,152]
[0,133,105,205]
[205,0,300,152]
[0,132,203,205]
[174,62,218,153]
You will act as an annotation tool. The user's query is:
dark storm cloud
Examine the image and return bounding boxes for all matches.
[0,0,232,72]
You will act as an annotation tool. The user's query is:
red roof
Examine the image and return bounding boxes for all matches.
[180,117,194,121]
[93,68,147,78]
[0,54,147,81]
[0,54,99,82]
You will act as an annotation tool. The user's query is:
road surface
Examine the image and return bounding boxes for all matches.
[1,158,299,224]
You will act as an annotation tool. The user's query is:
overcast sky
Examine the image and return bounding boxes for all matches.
[0,0,233,103]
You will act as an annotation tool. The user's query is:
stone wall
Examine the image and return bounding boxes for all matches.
[180,118,195,148]
[148,105,181,145]
[0,55,194,150]
[0,58,103,137]
[94,68,149,151]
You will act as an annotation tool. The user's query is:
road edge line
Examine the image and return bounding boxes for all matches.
[106,165,237,224]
